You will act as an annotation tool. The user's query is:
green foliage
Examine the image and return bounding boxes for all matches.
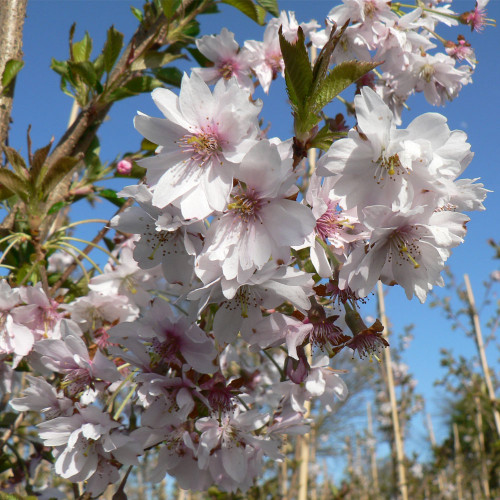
[103,26,124,74]
[1,59,24,92]
[221,0,267,25]
[160,0,182,18]
[256,0,279,17]
[279,23,379,145]
[71,31,93,62]
[98,188,126,207]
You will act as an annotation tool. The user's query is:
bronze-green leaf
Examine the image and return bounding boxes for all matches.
[30,140,53,184]
[279,27,313,110]
[3,146,28,180]
[0,169,30,202]
[38,155,82,197]
[309,60,380,114]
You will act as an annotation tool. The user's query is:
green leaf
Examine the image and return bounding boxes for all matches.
[50,58,68,78]
[130,6,144,22]
[256,0,278,16]
[279,27,313,109]
[1,59,24,90]
[108,76,162,101]
[311,20,349,93]
[68,60,98,88]
[38,155,82,196]
[0,169,30,202]
[221,0,263,25]
[309,60,380,113]
[0,184,14,201]
[309,123,336,151]
[182,19,200,37]
[103,26,124,74]
[160,0,181,18]
[72,32,93,62]
[187,47,212,67]
[153,67,182,87]
[131,51,183,71]
[30,140,53,184]
[47,200,67,215]
[99,188,126,207]
[0,412,18,428]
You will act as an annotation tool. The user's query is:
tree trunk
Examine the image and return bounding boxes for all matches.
[0,0,28,148]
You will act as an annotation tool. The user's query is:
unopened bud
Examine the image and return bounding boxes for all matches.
[117,159,133,175]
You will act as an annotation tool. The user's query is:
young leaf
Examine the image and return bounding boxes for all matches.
[131,51,183,71]
[0,169,30,202]
[187,47,212,67]
[256,0,278,17]
[309,60,380,113]
[107,76,162,101]
[68,61,98,88]
[309,123,336,151]
[3,146,28,182]
[30,139,53,185]
[99,188,126,207]
[103,26,124,74]
[38,155,82,197]
[0,184,14,201]
[153,67,182,87]
[279,27,313,109]
[1,59,24,90]
[72,32,93,62]
[130,6,144,22]
[160,0,181,18]
[221,0,263,25]
[311,20,348,91]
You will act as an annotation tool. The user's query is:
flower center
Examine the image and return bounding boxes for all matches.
[178,131,222,166]
[149,333,181,371]
[419,64,435,83]
[315,202,353,242]
[228,188,264,223]
[373,152,407,183]
[219,61,236,80]
[389,230,421,269]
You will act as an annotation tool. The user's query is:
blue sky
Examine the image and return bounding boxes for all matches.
[8,0,500,460]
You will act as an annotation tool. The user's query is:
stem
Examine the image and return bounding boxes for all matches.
[59,235,118,263]
[55,219,109,232]
[113,383,138,420]
[50,197,133,295]
[262,349,285,380]
[47,243,90,284]
[53,240,102,273]
[0,234,22,265]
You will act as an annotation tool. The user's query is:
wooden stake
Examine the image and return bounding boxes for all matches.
[453,422,464,500]
[463,274,500,437]
[367,402,380,495]
[377,281,408,500]
[474,396,491,499]
[426,412,446,495]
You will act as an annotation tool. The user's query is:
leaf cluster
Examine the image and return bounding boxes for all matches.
[278,21,379,154]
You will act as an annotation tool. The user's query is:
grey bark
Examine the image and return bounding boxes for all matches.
[0,0,28,148]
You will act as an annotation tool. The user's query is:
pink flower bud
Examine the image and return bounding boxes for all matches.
[117,159,132,175]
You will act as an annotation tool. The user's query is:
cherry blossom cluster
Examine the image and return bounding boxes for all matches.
[2,1,491,496]
[194,1,491,121]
